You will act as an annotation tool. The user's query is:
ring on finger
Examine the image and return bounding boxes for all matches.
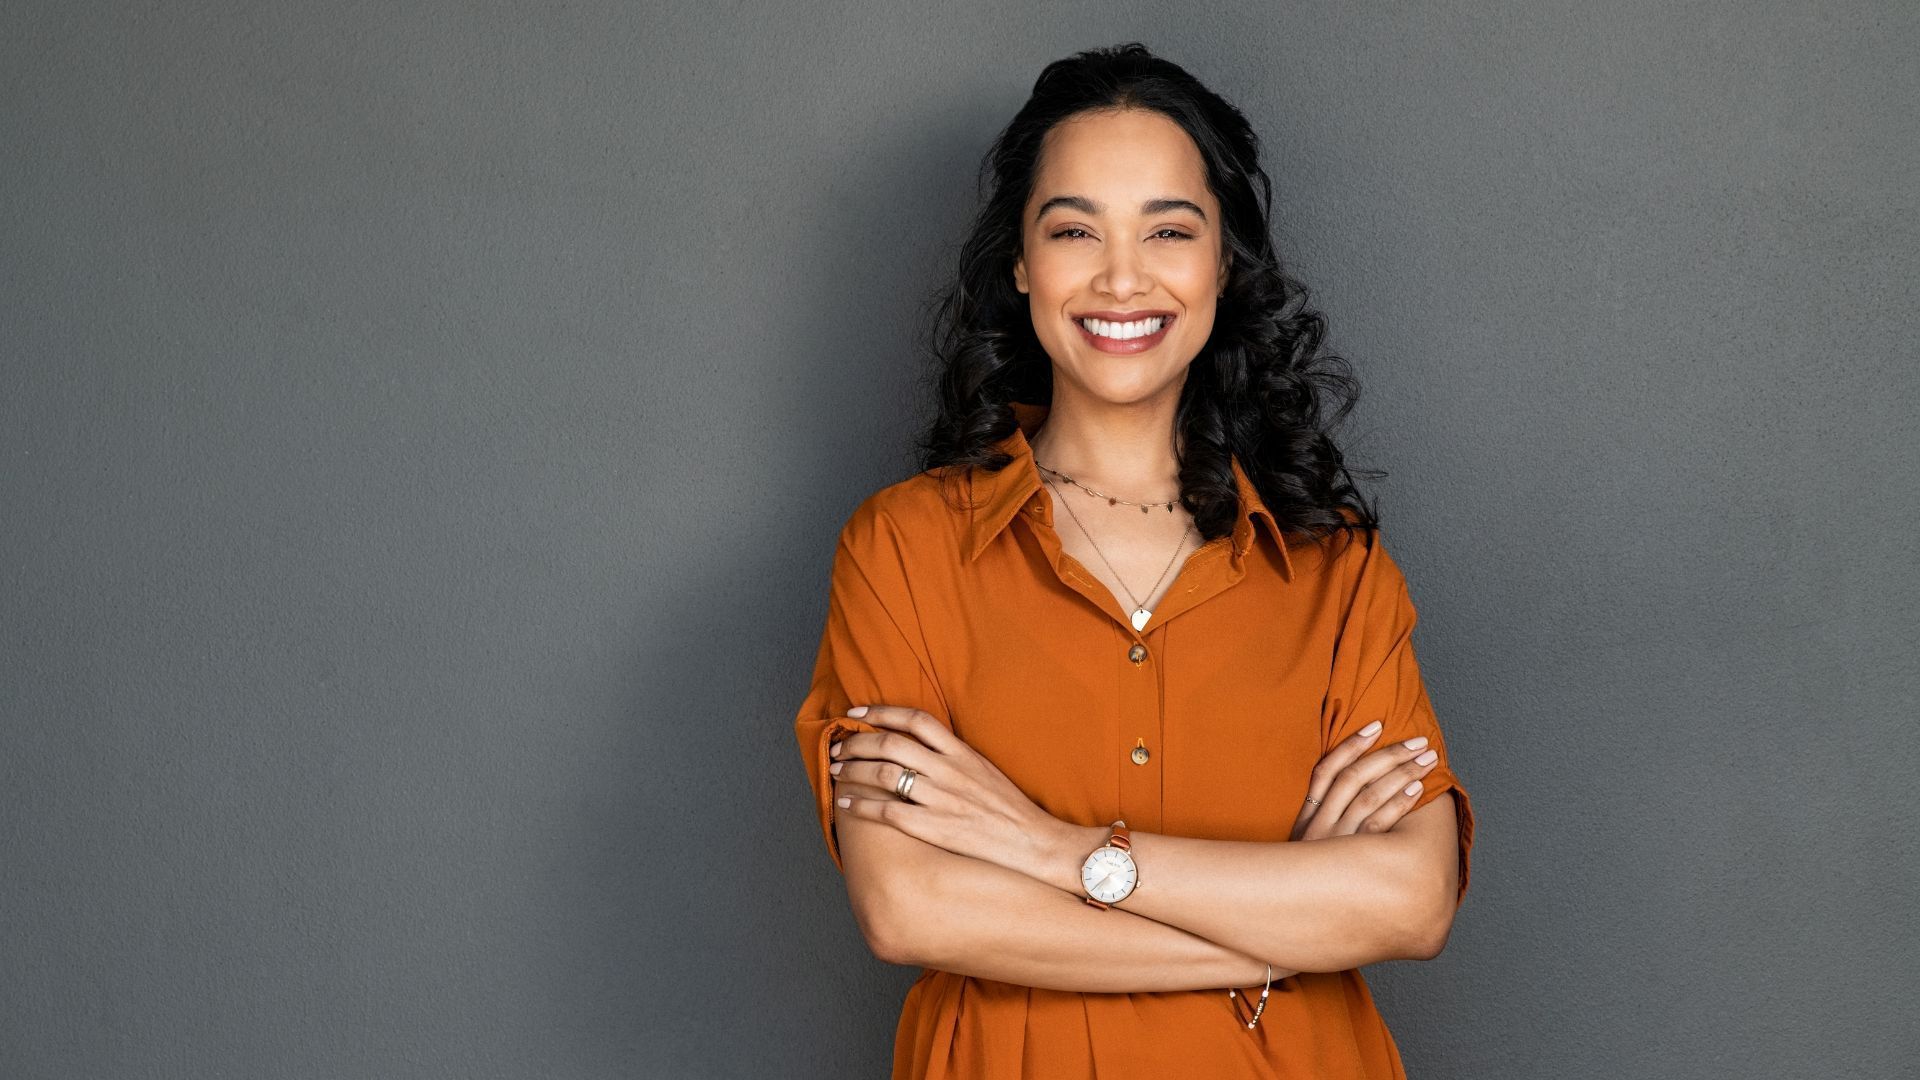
[894,767,919,802]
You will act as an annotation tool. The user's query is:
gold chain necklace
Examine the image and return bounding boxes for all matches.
[1035,461,1180,513]
[1036,463,1192,631]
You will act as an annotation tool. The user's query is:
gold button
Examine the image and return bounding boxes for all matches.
[1030,505,1044,515]
[1131,742,1150,765]
[1127,643,1148,664]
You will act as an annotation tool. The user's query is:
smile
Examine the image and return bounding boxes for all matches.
[1074,314,1174,354]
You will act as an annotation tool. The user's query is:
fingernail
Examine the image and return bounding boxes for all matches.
[848,706,869,717]
[1403,736,1428,750]
[836,797,850,808]
[1360,721,1382,737]
[1404,780,1422,797]
[830,742,842,757]
[1414,749,1437,766]
[829,761,842,774]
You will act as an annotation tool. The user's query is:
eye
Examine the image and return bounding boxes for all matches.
[1151,228,1194,240]
[1050,227,1092,240]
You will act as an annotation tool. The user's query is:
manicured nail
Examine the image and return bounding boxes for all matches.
[848,706,869,717]
[1414,749,1437,766]
[836,797,850,808]
[830,742,842,757]
[1360,721,1382,737]
[1403,736,1428,750]
[1404,780,1422,797]
[829,761,842,774]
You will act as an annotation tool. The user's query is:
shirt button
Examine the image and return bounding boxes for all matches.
[1131,743,1151,765]
[1127,643,1148,664]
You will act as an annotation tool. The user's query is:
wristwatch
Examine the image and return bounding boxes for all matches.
[1080,819,1137,909]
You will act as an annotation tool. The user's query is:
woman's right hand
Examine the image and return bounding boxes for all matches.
[1290,720,1441,841]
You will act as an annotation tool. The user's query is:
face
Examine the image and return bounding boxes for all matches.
[1013,107,1229,407]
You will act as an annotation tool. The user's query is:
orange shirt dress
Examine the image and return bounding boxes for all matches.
[793,400,1475,1079]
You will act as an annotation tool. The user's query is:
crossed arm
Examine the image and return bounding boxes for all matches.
[835,743,1463,989]
[804,509,1469,991]
[843,810,1284,993]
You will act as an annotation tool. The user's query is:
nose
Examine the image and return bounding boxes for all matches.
[1093,239,1151,302]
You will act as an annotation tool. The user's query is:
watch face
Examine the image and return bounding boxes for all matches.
[1081,846,1137,903]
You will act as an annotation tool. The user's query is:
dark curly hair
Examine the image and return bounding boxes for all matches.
[914,43,1381,549]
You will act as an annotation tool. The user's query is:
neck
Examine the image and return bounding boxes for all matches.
[1026,387,1184,502]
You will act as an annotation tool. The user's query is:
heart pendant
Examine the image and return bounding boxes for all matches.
[1130,608,1151,631]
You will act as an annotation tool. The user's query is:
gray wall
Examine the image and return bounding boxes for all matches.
[3,2,1914,1077]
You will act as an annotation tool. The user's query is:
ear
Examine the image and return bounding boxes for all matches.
[1216,252,1231,295]
[1013,253,1029,294]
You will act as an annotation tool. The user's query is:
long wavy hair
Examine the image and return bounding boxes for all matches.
[914,43,1382,550]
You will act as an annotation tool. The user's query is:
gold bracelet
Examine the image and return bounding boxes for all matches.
[1228,964,1273,1030]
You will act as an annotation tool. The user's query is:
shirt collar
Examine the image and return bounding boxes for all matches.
[962,400,1294,580]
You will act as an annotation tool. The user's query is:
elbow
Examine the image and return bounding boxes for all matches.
[1378,855,1460,962]
[847,882,906,963]
[848,873,925,967]
[868,879,967,969]
[835,818,952,967]
[863,911,917,967]
[1404,879,1461,961]
[1409,910,1457,961]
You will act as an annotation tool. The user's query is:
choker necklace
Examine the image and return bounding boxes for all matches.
[1034,462,1180,513]
[1036,463,1192,631]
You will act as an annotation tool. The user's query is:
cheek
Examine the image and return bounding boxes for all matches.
[1174,260,1223,326]
[1168,250,1223,300]
[1021,248,1081,301]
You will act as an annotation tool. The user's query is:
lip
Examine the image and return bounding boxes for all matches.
[1072,311,1176,355]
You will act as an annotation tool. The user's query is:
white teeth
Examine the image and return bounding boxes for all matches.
[1080,316,1166,340]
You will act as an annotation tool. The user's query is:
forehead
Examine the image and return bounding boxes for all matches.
[1029,108,1213,212]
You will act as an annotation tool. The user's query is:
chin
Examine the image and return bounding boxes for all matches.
[1059,361,1194,404]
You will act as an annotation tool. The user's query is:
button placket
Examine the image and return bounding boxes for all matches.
[1118,623,1159,826]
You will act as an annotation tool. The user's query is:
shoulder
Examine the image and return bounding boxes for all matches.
[834,468,969,568]
[1287,510,1407,596]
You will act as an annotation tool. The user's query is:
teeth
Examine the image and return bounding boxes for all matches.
[1080,316,1166,340]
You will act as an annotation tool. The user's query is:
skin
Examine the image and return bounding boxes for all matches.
[833,711,1456,978]
[1013,106,1227,615]
[826,106,1464,988]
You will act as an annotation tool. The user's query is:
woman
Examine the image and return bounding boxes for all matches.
[793,43,1475,1079]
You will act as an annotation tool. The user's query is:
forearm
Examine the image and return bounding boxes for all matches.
[885,841,1295,993]
[1033,822,1439,972]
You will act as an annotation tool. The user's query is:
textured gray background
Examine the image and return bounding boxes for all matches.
[3,1,1915,1077]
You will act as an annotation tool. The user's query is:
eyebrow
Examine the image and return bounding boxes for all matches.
[1033,195,1208,224]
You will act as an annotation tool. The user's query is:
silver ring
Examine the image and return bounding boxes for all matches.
[894,767,918,802]
[1303,793,1322,808]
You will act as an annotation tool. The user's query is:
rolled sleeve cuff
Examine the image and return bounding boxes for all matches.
[1410,764,1475,908]
[797,714,883,874]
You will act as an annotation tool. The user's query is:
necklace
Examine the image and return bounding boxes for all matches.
[1037,464,1193,631]
[1035,462,1180,513]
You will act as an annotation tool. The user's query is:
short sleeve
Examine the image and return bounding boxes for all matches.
[792,500,953,875]
[1321,530,1476,908]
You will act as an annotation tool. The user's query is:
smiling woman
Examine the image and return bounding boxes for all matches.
[793,43,1474,1080]
[1016,111,1228,374]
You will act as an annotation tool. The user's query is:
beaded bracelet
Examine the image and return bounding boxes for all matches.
[1228,964,1273,1030]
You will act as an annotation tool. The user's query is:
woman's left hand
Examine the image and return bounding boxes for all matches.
[828,704,1072,882]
